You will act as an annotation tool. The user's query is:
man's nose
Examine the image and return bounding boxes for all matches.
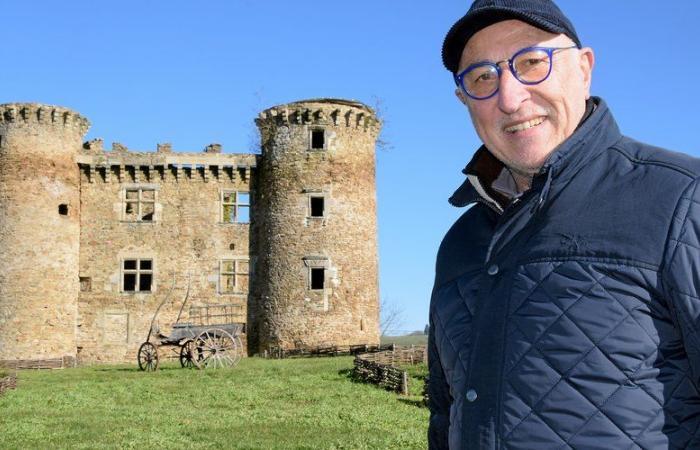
[497,68,529,114]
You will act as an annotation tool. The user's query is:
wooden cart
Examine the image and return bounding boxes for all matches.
[137,275,245,371]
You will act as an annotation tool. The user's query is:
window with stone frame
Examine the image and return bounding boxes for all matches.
[124,188,155,222]
[122,259,153,293]
[304,256,329,291]
[310,267,325,290]
[309,195,325,218]
[309,128,326,151]
[221,191,250,223]
[219,259,249,294]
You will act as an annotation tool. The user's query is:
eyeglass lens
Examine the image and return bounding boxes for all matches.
[463,49,552,98]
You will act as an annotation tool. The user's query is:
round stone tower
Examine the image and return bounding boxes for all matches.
[252,98,381,352]
[0,103,89,367]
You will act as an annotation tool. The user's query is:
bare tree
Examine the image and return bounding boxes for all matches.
[370,95,393,152]
[247,89,268,154]
[380,297,405,336]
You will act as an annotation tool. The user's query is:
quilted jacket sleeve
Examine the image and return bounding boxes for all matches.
[663,178,700,388]
[428,306,450,449]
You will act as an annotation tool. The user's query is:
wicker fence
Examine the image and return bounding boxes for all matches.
[0,373,17,396]
[352,346,427,394]
[0,355,75,370]
[264,343,397,359]
[355,345,427,366]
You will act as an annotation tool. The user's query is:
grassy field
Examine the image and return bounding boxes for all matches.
[380,334,428,346]
[0,357,428,449]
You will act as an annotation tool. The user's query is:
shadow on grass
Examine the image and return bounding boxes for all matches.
[92,365,190,373]
[398,397,427,409]
[340,367,428,409]
[340,368,406,394]
[340,368,367,387]
[92,367,139,372]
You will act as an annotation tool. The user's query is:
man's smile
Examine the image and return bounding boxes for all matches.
[504,116,546,133]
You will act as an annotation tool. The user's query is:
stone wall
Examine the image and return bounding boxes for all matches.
[77,147,254,363]
[0,104,89,364]
[252,99,381,352]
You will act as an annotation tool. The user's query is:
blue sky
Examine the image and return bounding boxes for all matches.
[3,1,699,332]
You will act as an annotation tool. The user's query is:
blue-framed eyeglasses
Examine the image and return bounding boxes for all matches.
[454,45,578,100]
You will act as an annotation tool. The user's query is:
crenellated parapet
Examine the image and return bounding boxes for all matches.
[76,149,257,184]
[0,103,90,136]
[255,98,381,135]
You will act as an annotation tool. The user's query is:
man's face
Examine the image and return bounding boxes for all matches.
[456,20,595,176]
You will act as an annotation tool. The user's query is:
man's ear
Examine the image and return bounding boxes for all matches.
[455,88,469,106]
[578,47,595,99]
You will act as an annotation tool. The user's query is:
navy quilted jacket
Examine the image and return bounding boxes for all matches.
[428,97,700,449]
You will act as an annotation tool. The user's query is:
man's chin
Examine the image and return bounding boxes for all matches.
[512,150,558,174]
[506,157,548,177]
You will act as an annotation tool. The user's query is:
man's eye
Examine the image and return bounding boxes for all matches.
[472,71,496,83]
[525,58,545,66]
[521,57,548,68]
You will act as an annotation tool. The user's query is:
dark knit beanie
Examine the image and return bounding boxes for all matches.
[442,0,581,74]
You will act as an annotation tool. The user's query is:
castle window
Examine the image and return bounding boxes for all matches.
[310,268,325,290]
[221,191,250,223]
[219,259,249,294]
[309,196,325,218]
[303,256,329,291]
[80,276,92,292]
[124,188,155,222]
[58,204,69,216]
[122,258,153,293]
[310,129,325,150]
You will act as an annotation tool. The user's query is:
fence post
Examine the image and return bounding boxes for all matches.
[401,370,409,396]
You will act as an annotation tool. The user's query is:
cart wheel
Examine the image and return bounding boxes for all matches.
[179,340,196,369]
[193,328,239,369]
[233,335,243,366]
[138,342,159,371]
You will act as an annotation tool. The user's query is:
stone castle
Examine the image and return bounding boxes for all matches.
[0,98,381,367]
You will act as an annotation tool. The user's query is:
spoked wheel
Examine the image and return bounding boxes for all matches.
[138,342,159,371]
[192,328,240,369]
[232,335,243,366]
[179,340,196,368]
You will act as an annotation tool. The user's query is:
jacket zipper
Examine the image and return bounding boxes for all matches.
[476,197,504,215]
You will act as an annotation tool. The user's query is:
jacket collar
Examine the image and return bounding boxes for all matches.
[449,97,622,209]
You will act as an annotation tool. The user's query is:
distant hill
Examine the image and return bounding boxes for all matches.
[380,334,428,346]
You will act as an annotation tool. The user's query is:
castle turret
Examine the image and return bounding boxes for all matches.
[0,103,89,367]
[252,98,381,352]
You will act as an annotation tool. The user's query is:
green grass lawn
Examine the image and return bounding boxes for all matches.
[0,357,428,449]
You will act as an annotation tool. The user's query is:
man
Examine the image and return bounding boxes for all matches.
[429,0,700,448]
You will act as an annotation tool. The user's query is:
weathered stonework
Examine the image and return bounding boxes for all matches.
[252,99,381,351]
[76,150,255,363]
[0,104,88,364]
[0,98,381,365]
